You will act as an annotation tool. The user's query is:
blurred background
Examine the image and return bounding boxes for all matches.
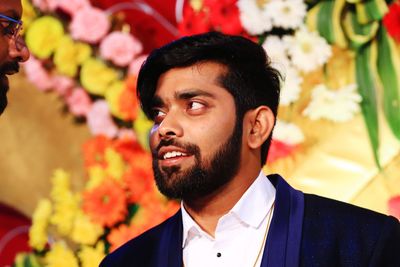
[1,0,400,266]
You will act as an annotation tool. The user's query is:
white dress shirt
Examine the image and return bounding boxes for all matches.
[181,171,276,267]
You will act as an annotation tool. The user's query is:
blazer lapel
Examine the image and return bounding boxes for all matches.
[261,174,305,267]
[153,211,183,267]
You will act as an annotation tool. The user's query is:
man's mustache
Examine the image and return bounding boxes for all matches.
[0,61,19,75]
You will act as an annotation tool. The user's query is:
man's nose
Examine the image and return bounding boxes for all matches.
[8,36,30,63]
[157,112,183,139]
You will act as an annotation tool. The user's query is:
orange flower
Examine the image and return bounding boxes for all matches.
[83,180,127,227]
[123,166,153,203]
[119,76,139,121]
[113,137,144,163]
[137,188,180,229]
[107,223,140,252]
[82,135,113,168]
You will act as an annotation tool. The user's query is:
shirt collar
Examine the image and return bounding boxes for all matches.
[181,170,276,248]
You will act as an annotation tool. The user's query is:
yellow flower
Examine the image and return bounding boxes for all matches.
[105,80,125,119]
[29,199,52,251]
[78,242,106,267]
[49,169,80,236]
[133,110,153,151]
[21,0,37,31]
[80,58,119,96]
[105,148,126,181]
[87,166,107,189]
[71,213,104,245]
[54,36,92,77]
[45,242,79,267]
[25,16,64,59]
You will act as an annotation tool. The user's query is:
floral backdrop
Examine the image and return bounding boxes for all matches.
[12,0,400,266]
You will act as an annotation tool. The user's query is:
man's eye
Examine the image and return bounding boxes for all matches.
[0,22,15,36]
[188,101,205,110]
[152,109,166,123]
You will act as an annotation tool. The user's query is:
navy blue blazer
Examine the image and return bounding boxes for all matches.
[100,174,400,266]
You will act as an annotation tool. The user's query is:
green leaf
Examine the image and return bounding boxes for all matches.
[355,0,388,24]
[307,0,347,48]
[343,9,379,50]
[355,43,381,168]
[376,27,400,140]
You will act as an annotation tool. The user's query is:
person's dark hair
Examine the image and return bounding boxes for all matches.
[137,31,281,164]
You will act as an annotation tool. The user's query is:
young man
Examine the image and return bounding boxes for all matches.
[0,0,29,115]
[101,32,400,266]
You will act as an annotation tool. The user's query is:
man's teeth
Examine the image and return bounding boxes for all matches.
[163,151,187,159]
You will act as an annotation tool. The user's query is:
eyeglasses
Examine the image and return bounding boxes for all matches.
[0,14,23,39]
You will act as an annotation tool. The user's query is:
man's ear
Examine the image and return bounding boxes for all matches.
[244,106,275,149]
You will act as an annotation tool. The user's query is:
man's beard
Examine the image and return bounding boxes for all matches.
[0,61,19,114]
[152,120,242,200]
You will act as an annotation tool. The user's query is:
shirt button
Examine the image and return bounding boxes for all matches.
[216,252,222,257]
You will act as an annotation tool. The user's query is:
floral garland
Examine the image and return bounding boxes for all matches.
[15,0,400,266]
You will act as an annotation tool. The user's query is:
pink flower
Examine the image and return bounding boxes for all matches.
[52,75,75,96]
[55,0,91,16]
[100,32,143,67]
[117,128,136,140]
[87,100,118,137]
[128,54,148,76]
[66,88,92,116]
[388,196,400,221]
[23,57,54,91]
[32,0,58,12]
[69,7,110,44]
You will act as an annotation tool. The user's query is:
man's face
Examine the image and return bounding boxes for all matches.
[0,0,29,114]
[150,62,243,200]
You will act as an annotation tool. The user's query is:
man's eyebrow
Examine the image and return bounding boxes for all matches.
[174,89,215,100]
[151,89,215,108]
[2,10,21,20]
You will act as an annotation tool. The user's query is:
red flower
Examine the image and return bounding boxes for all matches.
[83,180,127,227]
[383,2,400,43]
[178,4,212,36]
[82,135,113,168]
[267,139,298,164]
[388,195,400,221]
[205,0,244,35]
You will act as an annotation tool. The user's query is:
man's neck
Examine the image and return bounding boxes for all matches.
[182,168,260,237]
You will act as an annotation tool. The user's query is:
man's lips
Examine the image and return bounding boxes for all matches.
[157,146,193,167]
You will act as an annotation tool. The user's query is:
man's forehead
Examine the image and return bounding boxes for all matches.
[0,1,22,18]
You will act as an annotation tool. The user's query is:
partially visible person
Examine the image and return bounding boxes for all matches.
[0,0,30,115]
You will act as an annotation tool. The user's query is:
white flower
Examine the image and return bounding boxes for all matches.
[262,35,290,71]
[237,0,273,35]
[284,28,332,73]
[265,0,307,30]
[273,120,304,145]
[279,66,303,106]
[303,84,362,122]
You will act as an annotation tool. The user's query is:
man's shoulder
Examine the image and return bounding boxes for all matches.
[303,193,397,225]
[301,193,400,266]
[100,211,181,267]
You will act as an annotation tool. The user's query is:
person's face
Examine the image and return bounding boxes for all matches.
[0,0,30,114]
[149,62,243,200]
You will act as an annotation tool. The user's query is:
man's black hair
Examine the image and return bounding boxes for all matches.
[137,31,281,164]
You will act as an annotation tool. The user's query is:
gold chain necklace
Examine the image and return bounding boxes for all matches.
[182,201,275,267]
[252,201,275,267]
